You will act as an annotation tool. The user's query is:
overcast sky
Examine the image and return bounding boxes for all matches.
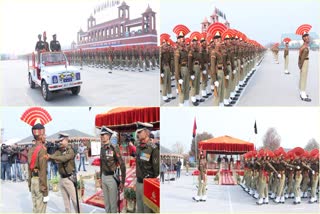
[1,107,112,141]
[0,0,159,55]
[160,107,320,153]
[160,0,319,46]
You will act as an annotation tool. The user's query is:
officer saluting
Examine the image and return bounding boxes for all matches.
[99,126,126,213]
[50,34,61,52]
[135,122,159,213]
[27,120,49,213]
[47,133,79,213]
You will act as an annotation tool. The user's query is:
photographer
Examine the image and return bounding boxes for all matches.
[1,144,12,182]
[47,133,79,213]
[11,143,24,182]
[19,145,29,181]
[45,141,59,181]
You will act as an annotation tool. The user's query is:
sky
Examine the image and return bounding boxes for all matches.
[160,107,320,153]
[0,0,160,55]
[1,107,112,142]
[160,0,319,46]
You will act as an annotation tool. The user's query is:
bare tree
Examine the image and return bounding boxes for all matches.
[262,127,281,151]
[304,138,319,151]
[172,141,185,154]
[190,132,213,156]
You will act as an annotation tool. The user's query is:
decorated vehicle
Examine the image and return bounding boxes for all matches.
[28,51,82,101]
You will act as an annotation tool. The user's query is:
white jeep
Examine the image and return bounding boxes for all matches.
[28,51,82,101]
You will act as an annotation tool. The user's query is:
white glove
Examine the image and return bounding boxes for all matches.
[225,75,229,80]
[214,81,219,87]
[160,73,164,78]
[277,174,281,178]
[201,180,204,184]
[203,70,207,75]
[233,70,236,74]
[296,166,300,170]
[43,196,49,203]
[178,79,183,84]
[191,75,195,80]
[312,170,315,175]
[241,65,244,68]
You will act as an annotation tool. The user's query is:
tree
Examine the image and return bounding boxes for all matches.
[304,138,319,151]
[262,127,281,151]
[171,141,185,154]
[189,132,213,157]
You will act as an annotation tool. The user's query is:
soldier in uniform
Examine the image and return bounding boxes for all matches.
[173,25,191,106]
[99,126,126,213]
[192,152,207,202]
[47,133,79,213]
[35,34,45,52]
[50,34,61,52]
[135,122,159,213]
[43,32,49,52]
[297,30,311,102]
[283,38,291,74]
[199,33,212,99]
[160,34,175,102]
[309,152,319,203]
[27,121,49,213]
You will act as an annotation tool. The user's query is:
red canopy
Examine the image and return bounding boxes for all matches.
[95,107,160,132]
[198,135,254,154]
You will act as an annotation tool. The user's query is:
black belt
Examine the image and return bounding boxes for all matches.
[103,171,114,176]
[61,174,72,178]
[137,177,144,183]
[217,66,223,69]
[194,61,199,65]
[31,172,39,177]
[305,58,309,60]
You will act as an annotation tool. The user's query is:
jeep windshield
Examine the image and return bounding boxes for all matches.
[41,52,67,66]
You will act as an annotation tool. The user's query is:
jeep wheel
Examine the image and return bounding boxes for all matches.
[71,86,81,95]
[28,73,35,89]
[41,80,52,101]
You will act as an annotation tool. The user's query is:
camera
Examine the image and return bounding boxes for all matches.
[45,141,61,155]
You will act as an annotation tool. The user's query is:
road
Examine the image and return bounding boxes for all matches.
[161,50,319,106]
[161,169,319,213]
[1,60,160,106]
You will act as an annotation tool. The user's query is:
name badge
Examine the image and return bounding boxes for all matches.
[105,150,113,157]
[140,152,150,161]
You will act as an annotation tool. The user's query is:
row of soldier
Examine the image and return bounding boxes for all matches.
[240,147,319,205]
[160,23,266,106]
[64,46,159,72]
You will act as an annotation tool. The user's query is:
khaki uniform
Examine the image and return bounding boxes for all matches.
[100,142,126,213]
[136,141,159,213]
[197,159,207,200]
[189,46,202,103]
[175,46,190,105]
[27,143,48,213]
[284,46,289,72]
[160,45,173,100]
[298,45,309,92]
[211,46,225,104]
[50,145,78,213]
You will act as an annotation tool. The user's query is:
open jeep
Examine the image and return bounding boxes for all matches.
[28,51,82,101]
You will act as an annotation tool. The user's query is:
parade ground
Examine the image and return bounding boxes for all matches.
[0,60,160,106]
[161,169,319,213]
[0,158,105,213]
[161,50,319,107]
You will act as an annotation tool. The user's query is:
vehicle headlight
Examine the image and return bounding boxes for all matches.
[71,72,75,78]
[52,75,58,84]
[76,72,80,80]
[59,74,64,79]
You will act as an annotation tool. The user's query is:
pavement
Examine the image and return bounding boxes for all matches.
[160,50,319,106]
[161,169,319,213]
[0,60,160,106]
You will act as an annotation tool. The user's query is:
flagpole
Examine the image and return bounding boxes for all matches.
[195,134,197,166]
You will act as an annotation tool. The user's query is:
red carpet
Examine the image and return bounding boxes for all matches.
[84,166,136,211]
[220,170,236,185]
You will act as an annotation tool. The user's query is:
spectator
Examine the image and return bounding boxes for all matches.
[128,138,137,157]
[1,144,12,182]
[160,160,168,184]
[19,145,29,181]
[217,155,222,169]
[78,143,87,171]
[176,159,182,179]
[10,144,23,182]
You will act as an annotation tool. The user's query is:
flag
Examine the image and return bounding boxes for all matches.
[254,120,258,134]
[192,117,197,138]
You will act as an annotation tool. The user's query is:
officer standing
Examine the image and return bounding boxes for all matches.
[283,38,290,74]
[135,122,159,213]
[35,34,45,51]
[48,133,79,213]
[50,34,61,52]
[193,153,207,202]
[27,121,49,213]
[297,30,311,102]
[99,126,126,213]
